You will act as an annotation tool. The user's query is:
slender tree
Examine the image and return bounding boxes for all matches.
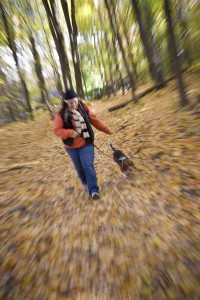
[112,36,125,94]
[42,0,72,90]
[176,0,192,66]
[0,68,19,122]
[104,33,117,96]
[92,30,106,91]
[60,0,84,97]
[0,2,33,119]
[71,0,84,97]
[119,6,138,83]
[164,0,188,106]
[97,30,110,95]
[34,0,63,97]
[15,1,55,117]
[29,32,54,118]
[142,0,164,82]
[104,0,136,97]
[97,8,117,96]
[131,0,164,86]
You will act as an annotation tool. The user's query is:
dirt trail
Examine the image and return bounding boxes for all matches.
[0,74,200,299]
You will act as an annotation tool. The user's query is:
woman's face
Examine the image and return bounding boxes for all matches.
[65,97,78,110]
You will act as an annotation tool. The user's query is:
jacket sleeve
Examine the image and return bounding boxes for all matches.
[53,114,74,139]
[88,108,112,134]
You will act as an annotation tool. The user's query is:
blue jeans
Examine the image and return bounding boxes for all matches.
[66,144,99,195]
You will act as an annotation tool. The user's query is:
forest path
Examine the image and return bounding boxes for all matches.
[0,74,200,299]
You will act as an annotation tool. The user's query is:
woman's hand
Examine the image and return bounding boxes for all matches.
[72,131,80,138]
[107,129,113,135]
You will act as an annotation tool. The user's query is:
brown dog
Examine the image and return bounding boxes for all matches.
[110,143,135,173]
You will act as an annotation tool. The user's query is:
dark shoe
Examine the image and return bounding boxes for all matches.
[91,192,100,200]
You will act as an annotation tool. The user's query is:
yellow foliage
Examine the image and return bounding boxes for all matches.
[0,75,200,299]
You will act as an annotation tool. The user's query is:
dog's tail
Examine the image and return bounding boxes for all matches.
[109,142,116,152]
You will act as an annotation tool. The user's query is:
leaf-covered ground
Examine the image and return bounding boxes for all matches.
[0,73,200,299]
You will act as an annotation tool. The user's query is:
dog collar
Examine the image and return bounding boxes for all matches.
[119,157,127,161]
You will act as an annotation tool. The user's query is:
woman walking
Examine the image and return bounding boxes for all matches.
[53,89,112,199]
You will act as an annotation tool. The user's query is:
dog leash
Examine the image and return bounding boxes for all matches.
[74,129,112,159]
[93,143,112,159]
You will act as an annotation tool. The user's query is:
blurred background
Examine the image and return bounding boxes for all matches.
[0,1,200,299]
[0,0,199,123]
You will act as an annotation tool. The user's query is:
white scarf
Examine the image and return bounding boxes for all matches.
[70,109,90,139]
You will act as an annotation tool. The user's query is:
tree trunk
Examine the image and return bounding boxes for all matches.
[35,0,63,97]
[97,8,117,96]
[83,32,105,94]
[176,0,192,66]
[1,71,21,120]
[164,0,188,106]
[70,0,84,98]
[121,8,138,83]
[0,2,33,119]
[42,0,72,90]
[112,36,125,94]
[29,34,46,104]
[60,0,84,97]
[92,32,106,91]
[104,32,117,96]
[20,75,33,119]
[81,69,88,98]
[11,96,20,119]
[7,104,16,122]
[142,0,165,85]
[29,33,54,118]
[131,0,164,86]
[104,0,136,97]
[97,30,110,96]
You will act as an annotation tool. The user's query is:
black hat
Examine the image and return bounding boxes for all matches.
[64,89,77,100]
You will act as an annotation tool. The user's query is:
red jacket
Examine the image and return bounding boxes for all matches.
[53,104,112,148]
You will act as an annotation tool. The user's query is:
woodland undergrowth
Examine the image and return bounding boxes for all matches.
[0,73,200,299]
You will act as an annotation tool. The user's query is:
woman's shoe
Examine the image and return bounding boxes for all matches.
[91,192,100,200]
